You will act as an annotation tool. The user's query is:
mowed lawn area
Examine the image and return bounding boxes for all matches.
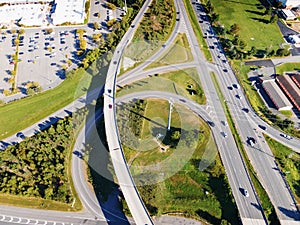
[0,68,97,139]
[211,0,284,51]
[117,68,206,105]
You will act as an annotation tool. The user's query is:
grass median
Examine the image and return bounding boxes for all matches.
[182,0,212,61]
[210,72,280,224]
[145,33,193,69]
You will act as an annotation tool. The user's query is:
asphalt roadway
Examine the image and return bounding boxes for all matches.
[190,1,300,223]
[103,0,155,224]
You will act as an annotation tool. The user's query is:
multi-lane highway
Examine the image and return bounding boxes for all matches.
[190,1,300,223]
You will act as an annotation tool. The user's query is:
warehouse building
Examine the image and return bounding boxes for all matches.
[260,77,293,111]
[276,74,300,111]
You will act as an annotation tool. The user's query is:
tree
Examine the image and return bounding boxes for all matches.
[93,22,99,30]
[19,29,25,35]
[270,14,278,23]
[10,70,16,76]
[230,23,241,35]
[80,39,87,50]
[276,48,290,56]
[264,7,271,15]
[67,60,72,67]
[14,38,20,46]
[107,19,116,28]
[106,2,116,10]
[248,46,257,56]
[171,131,181,140]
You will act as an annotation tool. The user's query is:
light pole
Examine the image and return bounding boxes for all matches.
[167,99,173,131]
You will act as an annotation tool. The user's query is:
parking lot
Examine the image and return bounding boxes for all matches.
[0,0,123,102]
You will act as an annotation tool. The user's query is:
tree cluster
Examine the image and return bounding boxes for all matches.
[0,117,74,203]
[136,0,175,41]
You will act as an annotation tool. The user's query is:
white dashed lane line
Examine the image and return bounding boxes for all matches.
[0,215,74,225]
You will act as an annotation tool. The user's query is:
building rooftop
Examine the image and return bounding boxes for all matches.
[0,3,48,26]
[291,73,300,88]
[276,74,300,110]
[262,79,293,110]
[51,0,86,25]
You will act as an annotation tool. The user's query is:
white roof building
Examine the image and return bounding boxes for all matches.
[0,3,48,26]
[0,0,87,27]
[51,0,87,25]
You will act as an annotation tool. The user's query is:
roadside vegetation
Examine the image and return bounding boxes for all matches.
[210,72,280,224]
[0,115,85,211]
[124,0,176,63]
[145,33,193,69]
[182,0,212,61]
[117,99,239,224]
[117,68,206,105]
[264,135,300,204]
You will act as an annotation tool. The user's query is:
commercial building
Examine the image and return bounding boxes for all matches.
[50,0,87,25]
[276,74,300,111]
[0,0,87,27]
[259,77,293,111]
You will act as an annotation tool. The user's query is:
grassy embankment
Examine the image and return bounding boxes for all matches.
[210,72,280,224]
[182,0,212,61]
[117,68,206,105]
[0,68,93,139]
[117,99,239,224]
[145,33,193,69]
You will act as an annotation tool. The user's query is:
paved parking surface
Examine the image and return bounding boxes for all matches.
[0,0,123,102]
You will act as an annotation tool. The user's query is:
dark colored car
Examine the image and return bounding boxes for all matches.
[258,125,266,130]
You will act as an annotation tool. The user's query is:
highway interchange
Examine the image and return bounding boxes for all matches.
[0,0,300,224]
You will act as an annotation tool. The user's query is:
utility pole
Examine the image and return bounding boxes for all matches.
[167,99,173,131]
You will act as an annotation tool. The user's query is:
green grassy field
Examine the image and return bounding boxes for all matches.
[145,33,193,69]
[264,135,300,204]
[210,0,284,52]
[119,99,239,224]
[276,62,300,75]
[0,66,104,139]
[183,0,212,61]
[117,68,206,105]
